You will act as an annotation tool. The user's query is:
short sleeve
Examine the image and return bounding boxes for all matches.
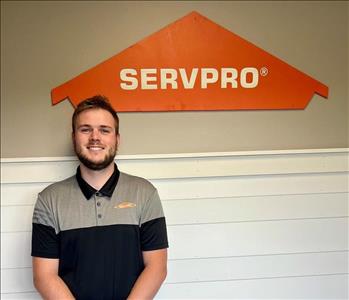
[140,189,169,251]
[31,194,60,258]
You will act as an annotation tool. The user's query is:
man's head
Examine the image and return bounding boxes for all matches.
[72,95,120,171]
[72,95,119,134]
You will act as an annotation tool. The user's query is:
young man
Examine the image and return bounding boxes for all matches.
[31,95,168,300]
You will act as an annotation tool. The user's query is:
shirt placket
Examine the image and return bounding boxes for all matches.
[94,192,104,225]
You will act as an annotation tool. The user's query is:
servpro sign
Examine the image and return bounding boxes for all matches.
[120,67,260,90]
[51,11,328,111]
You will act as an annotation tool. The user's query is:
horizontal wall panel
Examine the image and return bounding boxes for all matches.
[154,172,349,200]
[1,183,48,206]
[2,206,33,233]
[1,232,31,269]
[2,218,347,269]
[1,292,40,299]
[117,151,349,179]
[157,274,349,299]
[2,150,348,183]
[1,160,79,184]
[167,251,348,284]
[167,218,348,260]
[163,193,348,225]
[1,268,34,294]
[2,193,348,233]
[2,251,347,294]
[2,173,348,206]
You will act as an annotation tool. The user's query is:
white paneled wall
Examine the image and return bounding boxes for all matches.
[1,149,348,299]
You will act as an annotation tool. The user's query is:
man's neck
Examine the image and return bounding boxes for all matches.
[79,163,115,190]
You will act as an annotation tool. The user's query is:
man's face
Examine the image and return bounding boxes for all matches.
[73,108,119,171]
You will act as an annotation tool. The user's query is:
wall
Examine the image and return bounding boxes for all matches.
[1,150,348,298]
[1,1,348,299]
[1,1,348,158]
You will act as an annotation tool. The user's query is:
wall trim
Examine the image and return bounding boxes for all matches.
[1,148,348,163]
[1,148,348,184]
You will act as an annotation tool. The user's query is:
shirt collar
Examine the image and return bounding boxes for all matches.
[76,163,120,200]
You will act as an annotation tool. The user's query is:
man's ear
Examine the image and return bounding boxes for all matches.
[116,134,120,147]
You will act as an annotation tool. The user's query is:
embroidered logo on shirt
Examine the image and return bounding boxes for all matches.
[115,202,136,209]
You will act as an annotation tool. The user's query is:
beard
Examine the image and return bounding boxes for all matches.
[74,142,117,171]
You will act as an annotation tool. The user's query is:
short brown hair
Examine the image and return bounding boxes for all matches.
[72,95,119,134]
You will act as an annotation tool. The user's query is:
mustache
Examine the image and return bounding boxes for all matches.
[86,143,105,149]
[87,141,104,146]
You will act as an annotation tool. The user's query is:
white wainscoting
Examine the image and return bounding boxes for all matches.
[1,149,348,299]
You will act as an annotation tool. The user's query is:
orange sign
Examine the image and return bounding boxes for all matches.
[51,11,328,111]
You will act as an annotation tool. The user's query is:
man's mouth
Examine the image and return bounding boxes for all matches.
[87,145,105,151]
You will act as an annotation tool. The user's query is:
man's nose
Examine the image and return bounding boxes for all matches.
[89,128,100,140]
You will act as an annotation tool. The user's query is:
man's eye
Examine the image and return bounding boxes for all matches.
[100,128,112,134]
[80,128,91,133]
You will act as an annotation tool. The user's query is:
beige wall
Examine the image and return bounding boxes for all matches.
[1,1,348,158]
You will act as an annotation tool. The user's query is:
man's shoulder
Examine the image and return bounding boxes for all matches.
[119,172,156,192]
[39,174,77,197]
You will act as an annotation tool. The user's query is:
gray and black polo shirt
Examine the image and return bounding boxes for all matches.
[31,164,168,300]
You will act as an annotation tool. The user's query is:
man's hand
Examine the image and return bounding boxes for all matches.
[127,249,167,300]
[32,257,75,300]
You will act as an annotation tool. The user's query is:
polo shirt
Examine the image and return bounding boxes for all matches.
[31,164,168,300]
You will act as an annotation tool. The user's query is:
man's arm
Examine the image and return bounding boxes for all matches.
[127,248,167,300]
[32,257,75,300]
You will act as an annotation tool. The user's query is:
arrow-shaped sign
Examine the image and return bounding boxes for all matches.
[52,11,328,111]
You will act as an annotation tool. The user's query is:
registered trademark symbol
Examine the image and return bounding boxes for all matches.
[260,67,268,76]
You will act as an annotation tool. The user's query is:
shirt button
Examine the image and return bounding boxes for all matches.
[98,214,102,218]
[97,202,101,207]
[96,192,102,197]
